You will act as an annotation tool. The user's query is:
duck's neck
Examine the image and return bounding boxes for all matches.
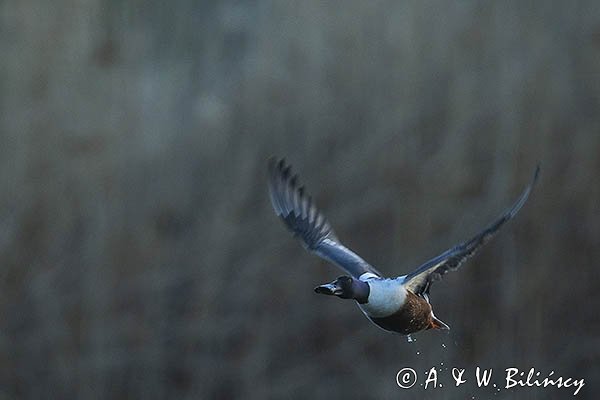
[352,279,370,304]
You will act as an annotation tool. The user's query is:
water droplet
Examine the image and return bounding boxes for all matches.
[416,351,420,355]
[407,334,416,343]
[440,362,444,366]
[441,343,446,348]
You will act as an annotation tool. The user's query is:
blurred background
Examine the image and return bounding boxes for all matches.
[1,1,599,399]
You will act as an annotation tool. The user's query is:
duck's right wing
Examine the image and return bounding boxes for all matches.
[403,165,540,296]
[268,158,382,279]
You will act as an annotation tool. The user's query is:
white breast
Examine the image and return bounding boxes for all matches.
[358,278,407,318]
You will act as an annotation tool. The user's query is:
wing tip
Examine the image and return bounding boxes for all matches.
[506,163,540,218]
[532,163,541,186]
[267,156,288,217]
[267,156,288,178]
[267,157,332,241]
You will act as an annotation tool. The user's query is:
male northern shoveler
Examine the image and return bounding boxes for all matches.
[267,158,539,336]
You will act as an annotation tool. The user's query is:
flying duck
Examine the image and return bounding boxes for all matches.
[267,158,539,336]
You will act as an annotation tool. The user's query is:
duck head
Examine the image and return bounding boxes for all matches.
[314,276,369,304]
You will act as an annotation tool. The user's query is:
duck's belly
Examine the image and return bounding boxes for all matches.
[369,309,431,334]
[366,291,433,335]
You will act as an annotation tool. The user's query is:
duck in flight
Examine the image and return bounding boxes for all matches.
[268,158,539,336]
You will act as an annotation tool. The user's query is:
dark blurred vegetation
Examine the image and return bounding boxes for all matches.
[1,1,599,399]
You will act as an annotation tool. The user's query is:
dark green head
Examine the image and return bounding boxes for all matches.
[314,276,369,304]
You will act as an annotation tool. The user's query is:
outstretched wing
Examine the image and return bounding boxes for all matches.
[268,158,382,279]
[403,165,540,296]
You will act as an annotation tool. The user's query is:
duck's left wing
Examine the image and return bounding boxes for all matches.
[403,166,539,296]
[268,158,382,279]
